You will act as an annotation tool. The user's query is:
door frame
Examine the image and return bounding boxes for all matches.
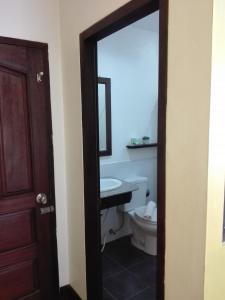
[80,0,168,299]
[0,36,60,297]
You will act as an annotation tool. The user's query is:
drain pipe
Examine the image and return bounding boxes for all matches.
[101,209,109,253]
[101,207,125,253]
[109,208,125,235]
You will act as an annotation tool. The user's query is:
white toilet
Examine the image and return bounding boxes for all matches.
[120,176,157,256]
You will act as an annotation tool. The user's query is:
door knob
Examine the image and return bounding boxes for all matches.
[36,193,48,205]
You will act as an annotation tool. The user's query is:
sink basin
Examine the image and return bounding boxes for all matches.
[100,178,122,192]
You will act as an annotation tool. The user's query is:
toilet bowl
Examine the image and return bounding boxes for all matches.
[128,206,157,256]
[119,176,157,256]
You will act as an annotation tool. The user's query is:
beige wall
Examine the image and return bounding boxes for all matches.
[59,1,132,298]
[204,0,225,299]
[1,0,219,299]
[165,1,213,300]
[60,0,214,299]
[0,0,69,287]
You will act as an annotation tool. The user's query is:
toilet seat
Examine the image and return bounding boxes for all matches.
[134,206,157,225]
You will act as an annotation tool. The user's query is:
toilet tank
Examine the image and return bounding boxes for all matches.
[120,176,148,212]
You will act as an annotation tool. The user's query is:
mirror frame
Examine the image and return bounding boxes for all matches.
[98,77,112,156]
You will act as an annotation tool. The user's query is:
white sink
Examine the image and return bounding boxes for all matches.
[100,178,122,192]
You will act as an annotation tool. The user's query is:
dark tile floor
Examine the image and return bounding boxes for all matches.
[102,236,156,300]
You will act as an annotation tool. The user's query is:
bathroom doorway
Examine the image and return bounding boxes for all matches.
[98,11,159,299]
[80,0,168,299]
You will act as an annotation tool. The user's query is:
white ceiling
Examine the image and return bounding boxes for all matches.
[132,11,159,33]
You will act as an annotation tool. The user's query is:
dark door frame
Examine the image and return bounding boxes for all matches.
[0,36,60,298]
[80,0,168,299]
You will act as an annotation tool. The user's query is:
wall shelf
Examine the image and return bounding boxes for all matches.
[126,143,158,149]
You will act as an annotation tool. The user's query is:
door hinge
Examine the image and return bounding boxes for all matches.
[40,205,55,215]
[37,72,44,83]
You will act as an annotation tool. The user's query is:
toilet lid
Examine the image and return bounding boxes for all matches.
[134,206,157,225]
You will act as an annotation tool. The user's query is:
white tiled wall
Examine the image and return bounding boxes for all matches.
[100,154,157,243]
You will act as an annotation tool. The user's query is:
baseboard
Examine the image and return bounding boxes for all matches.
[60,285,82,300]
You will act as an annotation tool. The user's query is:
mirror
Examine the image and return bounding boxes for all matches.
[98,77,112,156]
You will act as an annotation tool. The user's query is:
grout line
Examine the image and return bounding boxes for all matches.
[102,254,126,280]
[127,260,156,272]
[103,269,125,281]
[126,265,157,290]
[125,286,152,300]
[126,260,148,270]
[105,252,149,270]
[103,287,118,300]
[104,254,127,270]
[102,238,157,299]
[125,268,152,291]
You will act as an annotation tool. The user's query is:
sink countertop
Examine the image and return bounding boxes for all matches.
[100,180,138,199]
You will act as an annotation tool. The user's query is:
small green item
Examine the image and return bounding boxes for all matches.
[142,136,150,144]
[131,138,138,145]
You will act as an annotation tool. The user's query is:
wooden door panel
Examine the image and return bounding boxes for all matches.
[0,67,33,195]
[19,291,41,300]
[0,209,35,252]
[0,244,37,269]
[0,194,35,214]
[26,48,51,195]
[0,44,27,73]
[0,38,58,300]
[0,261,38,300]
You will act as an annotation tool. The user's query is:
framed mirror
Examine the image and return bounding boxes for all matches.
[98,77,112,156]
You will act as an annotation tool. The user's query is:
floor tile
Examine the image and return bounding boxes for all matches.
[128,287,156,300]
[105,237,150,268]
[103,270,147,300]
[129,261,157,287]
[102,255,125,279]
[103,288,117,300]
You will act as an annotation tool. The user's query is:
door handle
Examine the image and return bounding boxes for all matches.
[40,205,55,215]
[36,193,48,205]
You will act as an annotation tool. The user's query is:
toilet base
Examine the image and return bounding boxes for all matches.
[130,218,157,256]
[131,234,157,256]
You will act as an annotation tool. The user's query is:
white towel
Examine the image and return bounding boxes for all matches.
[144,201,156,220]
[151,207,157,223]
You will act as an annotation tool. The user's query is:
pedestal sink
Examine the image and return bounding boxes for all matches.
[100,178,122,192]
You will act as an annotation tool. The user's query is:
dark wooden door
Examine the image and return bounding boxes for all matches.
[0,37,58,300]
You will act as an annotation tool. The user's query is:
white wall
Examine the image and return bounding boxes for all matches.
[98,14,159,243]
[0,0,69,287]
[98,11,159,200]
[100,159,156,243]
[100,158,157,201]
[98,13,159,164]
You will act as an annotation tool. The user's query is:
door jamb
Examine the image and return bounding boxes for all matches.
[80,0,168,299]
